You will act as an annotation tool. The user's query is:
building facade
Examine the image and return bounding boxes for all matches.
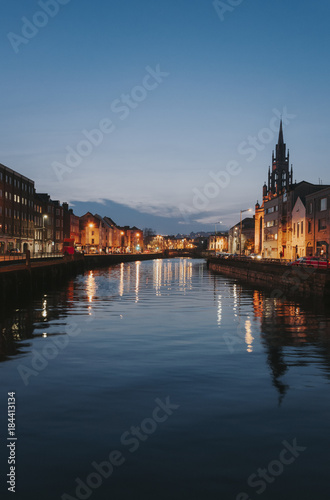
[305,187,330,258]
[208,233,228,253]
[291,196,306,259]
[255,122,329,260]
[0,163,35,253]
[228,218,255,254]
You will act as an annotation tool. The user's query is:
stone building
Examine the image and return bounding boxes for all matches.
[208,233,228,253]
[0,163,35,253]
[35,194,64,253]
[291,196,306,259]
[255,122,329,259]
[228,218,255,254]
[305,186,330,258]
[63,202,80,245]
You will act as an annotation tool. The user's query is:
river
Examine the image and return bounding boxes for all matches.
[1,258,330,500]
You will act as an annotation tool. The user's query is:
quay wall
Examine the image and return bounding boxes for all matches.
[207,257,330,298]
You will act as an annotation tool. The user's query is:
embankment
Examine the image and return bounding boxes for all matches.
[207,257,330,299]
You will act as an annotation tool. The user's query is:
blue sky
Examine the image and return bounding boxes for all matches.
[1,0,330,233]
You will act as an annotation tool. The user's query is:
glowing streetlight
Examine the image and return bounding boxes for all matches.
[42,215,48,253]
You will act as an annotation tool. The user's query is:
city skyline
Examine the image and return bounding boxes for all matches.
[1,0,330,233]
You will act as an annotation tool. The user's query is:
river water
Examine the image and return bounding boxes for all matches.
[1,258,330,500]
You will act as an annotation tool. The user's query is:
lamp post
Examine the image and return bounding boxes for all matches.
[214,221,222,254]
[120,231,125,253]
[136,232,140,253]
[42,215,48,254]
[240,209,252,256]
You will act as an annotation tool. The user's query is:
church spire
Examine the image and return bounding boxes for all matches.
[278,119,284,145]
[275,119,286,163]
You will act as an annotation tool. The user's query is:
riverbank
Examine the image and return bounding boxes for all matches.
[0,252,166,305]
[207,256,330,299]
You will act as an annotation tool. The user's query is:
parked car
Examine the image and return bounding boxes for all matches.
[249,253,262,260]
[288,256,329,269]
[8,248,21,254]
[215,252,230,258]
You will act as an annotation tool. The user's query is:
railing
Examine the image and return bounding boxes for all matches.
[0,252,63,263]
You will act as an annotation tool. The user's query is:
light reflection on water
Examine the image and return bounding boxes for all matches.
[1,258,330,499]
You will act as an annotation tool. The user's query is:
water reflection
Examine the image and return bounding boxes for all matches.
[245,319,253,353]
[135,261,140,303]
[86,271,96,303]
[1,259,330,499]
[1,259,330,407]
[0,289,71,361]
[253,289,330,403]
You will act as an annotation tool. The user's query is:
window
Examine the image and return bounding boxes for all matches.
[301,221,304,235]
[91,238,94,244]
[293,223,296,235]
[318,218,326,231]
[297,223,299,237]
[320,198,327,211]
[308,202,313,214]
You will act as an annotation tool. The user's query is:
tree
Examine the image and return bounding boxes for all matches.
[143,228,156,246]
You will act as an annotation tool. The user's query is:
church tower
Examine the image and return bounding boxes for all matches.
[255,120,293,254]
[264,120,293,200]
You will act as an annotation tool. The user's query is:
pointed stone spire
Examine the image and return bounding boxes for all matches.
[275,120,286,162]
[278,119,284,145]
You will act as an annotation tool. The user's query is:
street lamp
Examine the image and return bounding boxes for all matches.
[214,221,222,254]
[240,209,252,256]
[120,231,125,252]
[42,215,48,254]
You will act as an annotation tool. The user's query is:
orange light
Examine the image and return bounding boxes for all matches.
[89,223,94,228]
